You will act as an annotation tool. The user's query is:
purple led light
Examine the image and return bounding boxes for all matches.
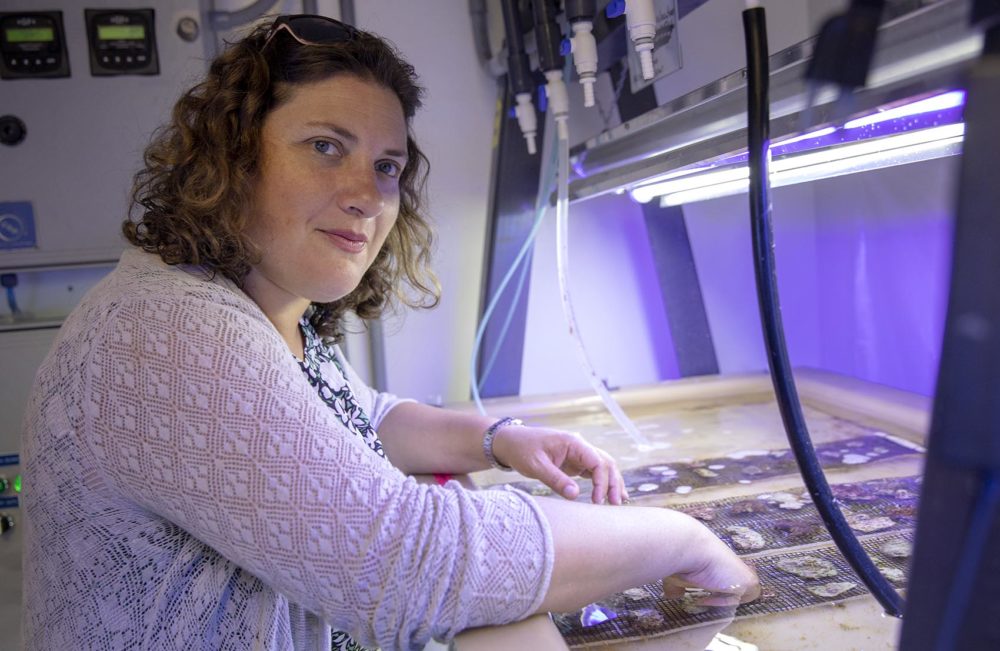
[775,126,838,147]
[642,90,966,181]
[845,91,966,129]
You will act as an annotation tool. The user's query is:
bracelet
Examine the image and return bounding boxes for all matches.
[482,417,524,471]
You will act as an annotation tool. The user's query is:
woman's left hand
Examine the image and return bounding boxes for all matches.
[491,424,629,505]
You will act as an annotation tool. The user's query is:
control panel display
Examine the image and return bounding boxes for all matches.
[85,8,159,76]
[6,27,55,43]
[97,24,146,41]
[0,12,70,79]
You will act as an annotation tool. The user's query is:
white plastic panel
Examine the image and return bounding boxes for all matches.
[0,0,212,268]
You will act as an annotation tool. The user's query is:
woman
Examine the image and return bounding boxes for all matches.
[21,14,758,650]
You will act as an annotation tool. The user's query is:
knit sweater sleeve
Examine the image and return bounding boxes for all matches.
[80,291,554,649]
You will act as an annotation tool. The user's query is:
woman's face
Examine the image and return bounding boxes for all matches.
[243,74,408,313]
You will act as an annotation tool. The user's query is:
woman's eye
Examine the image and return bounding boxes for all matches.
[313,140,339,156]
[377,161,402,178]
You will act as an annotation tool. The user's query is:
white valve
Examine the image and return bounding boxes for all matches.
[544,69,570,141]
[625,0,657,80]
[514,92,538,154]
[570,21,598,108]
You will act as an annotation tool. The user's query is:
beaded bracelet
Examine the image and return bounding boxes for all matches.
[482,416,524,471]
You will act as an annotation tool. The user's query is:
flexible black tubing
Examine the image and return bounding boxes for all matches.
[741,6,904,617]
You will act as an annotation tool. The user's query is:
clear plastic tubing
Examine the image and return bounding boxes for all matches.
[469,114,560,417]
[554,126,650,448]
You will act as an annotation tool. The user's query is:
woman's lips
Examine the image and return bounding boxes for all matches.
[320,229,367,254]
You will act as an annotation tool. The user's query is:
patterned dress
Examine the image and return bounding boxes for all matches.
[297,318,382,651]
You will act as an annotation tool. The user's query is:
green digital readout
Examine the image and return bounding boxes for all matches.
[5,26,55,43]
[97,24,145,41]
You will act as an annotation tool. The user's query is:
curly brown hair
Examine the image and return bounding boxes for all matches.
[124,17,440,341]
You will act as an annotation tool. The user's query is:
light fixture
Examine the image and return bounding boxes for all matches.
[651,125,963,206]
[844,90,965,129]
[628,91,966,206]
[774,126,837,146]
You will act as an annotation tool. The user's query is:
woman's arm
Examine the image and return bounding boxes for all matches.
[376,402,759,610]
[376,401,496,474]
[375,402,758,610]
[533,497,760,613]
[378,401,628,504]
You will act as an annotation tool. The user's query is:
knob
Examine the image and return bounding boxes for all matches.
[0,115,26,146]
[176,16,200,42]
[0,514,13,534]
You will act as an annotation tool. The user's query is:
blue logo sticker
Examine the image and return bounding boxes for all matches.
[0,202,37,250]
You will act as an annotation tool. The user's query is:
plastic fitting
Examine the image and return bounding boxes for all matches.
[514,92,538,154]
[570,21,599,107]
[625,0,657,80]
[544,69,570,141]
[499,0,537,154]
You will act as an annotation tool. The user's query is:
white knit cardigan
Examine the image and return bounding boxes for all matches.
[21,248,553,650]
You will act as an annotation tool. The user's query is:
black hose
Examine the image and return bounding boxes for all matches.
[741,6,905,618]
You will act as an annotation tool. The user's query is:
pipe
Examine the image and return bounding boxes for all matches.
[368,317,388,393]
[469,0,493,65]
[470,111,561,415]
[554,107,649,448]
[339,0,355,26]
[532,0,569,141]
[566,0,599,107]
[742,4,904,617]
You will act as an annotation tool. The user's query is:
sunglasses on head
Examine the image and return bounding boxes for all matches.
[262,14,359,50]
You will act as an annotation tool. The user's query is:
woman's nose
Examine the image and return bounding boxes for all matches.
[337,163,384,219]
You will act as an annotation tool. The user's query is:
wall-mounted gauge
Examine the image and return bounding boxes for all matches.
[0,11,70,80]
[85,8,159,76]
